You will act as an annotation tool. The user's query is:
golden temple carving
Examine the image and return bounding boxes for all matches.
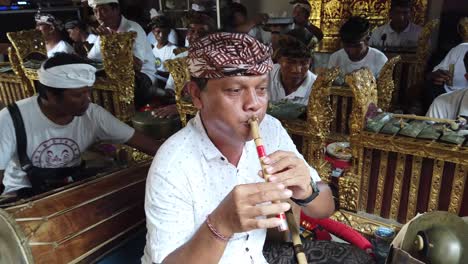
[164,57,197,126]
[308,0,429,52]
[345,68,378,138]
[330,210,401,237]
[377,55,400,111]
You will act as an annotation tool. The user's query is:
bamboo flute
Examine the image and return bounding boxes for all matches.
[248,116,308,264]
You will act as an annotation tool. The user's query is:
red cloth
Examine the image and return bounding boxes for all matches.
[300,211,374,257]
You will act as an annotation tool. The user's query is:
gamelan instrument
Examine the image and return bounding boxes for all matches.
[248,116,308,264]
[0,162,150,264]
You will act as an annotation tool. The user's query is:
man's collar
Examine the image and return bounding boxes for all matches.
[193,113,227,161]
[387,21,411,34]
[117,15,126,32]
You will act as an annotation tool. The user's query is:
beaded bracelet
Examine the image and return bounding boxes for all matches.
[206,214,232,241]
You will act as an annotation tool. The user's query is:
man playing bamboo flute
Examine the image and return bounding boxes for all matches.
[142,32,338,264]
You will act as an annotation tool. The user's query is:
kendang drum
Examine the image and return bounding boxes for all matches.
[0,162,150,264]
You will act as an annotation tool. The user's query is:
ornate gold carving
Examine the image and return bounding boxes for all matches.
[355,131,468,166]
[330,210,401,237]
[377,55,401,112]
[308,0,428,52]
[100,32,136,122]
[428,160,444,212]
[164,57,197,126]
[338,175,359,211]
[374,150,388,216]
[416,19,439,65]
[407,156,423,222]
[389,153,406,220]
[6,30,46,64]
[448,165,467,214]
[360,149,373,212]
[345,68,378,138]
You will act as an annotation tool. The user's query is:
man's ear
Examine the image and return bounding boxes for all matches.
[187,81,203,109]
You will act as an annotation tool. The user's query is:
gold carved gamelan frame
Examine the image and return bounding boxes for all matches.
[303,67,468,236]
[308,0,429,52]
[6,30,137,123]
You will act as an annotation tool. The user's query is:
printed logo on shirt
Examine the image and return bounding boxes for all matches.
[155,57,162,69]
[31,138,81,168]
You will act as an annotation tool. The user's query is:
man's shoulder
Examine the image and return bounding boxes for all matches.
[368,47,387,60]
[329,49,346,62]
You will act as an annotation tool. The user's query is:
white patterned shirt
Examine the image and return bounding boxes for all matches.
[369,22,422,49]
[142,113,320,264]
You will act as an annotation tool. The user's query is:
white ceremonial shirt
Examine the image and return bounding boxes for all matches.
[88,16,157,83]
[47,40,74,58]
[0,96,135,194]
[268,64,317,105]
[426,88,468,119]
[369,22,422,49]
[142,113,321,264]
[432,42,468,93]
[86,33,98,44]
[152,43,177,72]
[248,26,272,44]
[327,47,388,78]
[147,29,179,47]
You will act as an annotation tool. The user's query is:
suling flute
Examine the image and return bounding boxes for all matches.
[248,116,308,264]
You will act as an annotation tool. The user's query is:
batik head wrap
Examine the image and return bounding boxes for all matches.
[87,0,119,8]
[35,13,64,31]
[187,32,273,79]
[289,0,311,13]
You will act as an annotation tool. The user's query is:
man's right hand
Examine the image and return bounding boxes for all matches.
[152,104,178,118]
[430,69,451,85]
[209,182,292,238]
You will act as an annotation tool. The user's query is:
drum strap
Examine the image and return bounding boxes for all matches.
[7,103,33,172]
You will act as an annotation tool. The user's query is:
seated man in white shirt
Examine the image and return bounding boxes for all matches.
[87,0,157,109]
[268,35,316,105]
[142,32,338,264]
[148,15,178,88]
[0,53,160,197]
[328,16,388,82]
[152,13,216,118]
[64,19,98,57]
[35,13,74,58]
[147,8,178,47]
[369,0,422,50]
[429,17,468,96]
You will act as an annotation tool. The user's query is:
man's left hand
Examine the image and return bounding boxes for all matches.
[259,151,312,200]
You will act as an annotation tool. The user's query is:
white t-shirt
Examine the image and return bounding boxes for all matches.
[86,33,98,44]
[268,64,317,105]
[426,88,468,119]
[248,26,272,44]
[0,96,135,194]
[47,40,74,58]
[327,47,388,78]
[142,113,321,264]
[147,29,178,47]
[369,22,422,49]
[152,43,177,72]
[88,16,157,83]
[432,42,468,93]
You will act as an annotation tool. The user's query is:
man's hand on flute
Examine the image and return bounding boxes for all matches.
[209,182,293,238]
[259,151,312,200]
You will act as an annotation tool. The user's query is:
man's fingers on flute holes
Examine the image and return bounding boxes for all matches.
[247,188,292,204]
[253,217,288,229]
[252,202,291,218]
[263,150,295,165]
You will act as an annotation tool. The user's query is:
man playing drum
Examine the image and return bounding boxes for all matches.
[0,53,159,197]
[142,32,337,264]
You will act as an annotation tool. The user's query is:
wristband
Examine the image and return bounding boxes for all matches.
[206,214,232,241]
[290,180,320,207]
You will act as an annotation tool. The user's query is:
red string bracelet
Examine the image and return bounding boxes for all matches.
[206,214,232,241]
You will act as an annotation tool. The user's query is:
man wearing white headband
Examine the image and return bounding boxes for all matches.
[0,53,160,196]
[86,0,157,109]
[35,12,74,58]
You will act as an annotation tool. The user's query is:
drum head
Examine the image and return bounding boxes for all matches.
[0,209,33,264]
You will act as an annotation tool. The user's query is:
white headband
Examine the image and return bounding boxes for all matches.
[88,0,119,8]
[38,64,96,89]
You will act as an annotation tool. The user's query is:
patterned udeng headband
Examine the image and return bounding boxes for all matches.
[187,32,273,79]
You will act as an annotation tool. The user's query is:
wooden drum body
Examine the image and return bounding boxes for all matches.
[0,163,150,264]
